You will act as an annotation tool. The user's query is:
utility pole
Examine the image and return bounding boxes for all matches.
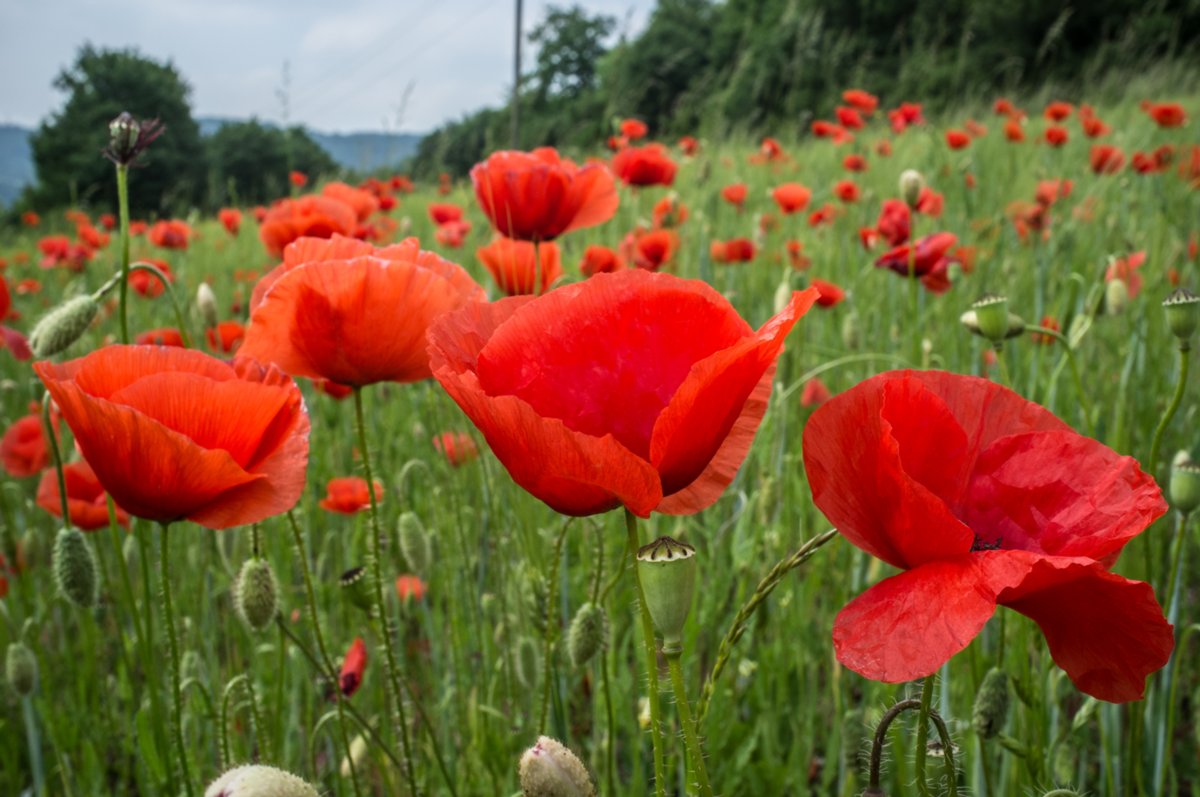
[512,0,522,149]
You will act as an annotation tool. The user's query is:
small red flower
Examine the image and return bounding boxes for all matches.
[619,118,648,141]
[1144,102,1187,128]
[611,144,677,188]
[915,187,943,217]
[428,203,464,225]
[810,279,845,308]
[842,89,878,114]
[435,219,472,248]
[218,208,242,236]
[945,129,971,150]
[875,200,911,247]
[1044,126,1069,147]
[678,136,699,156]
[1105,251,1146,299]
[319,477,384,514]
[1090,145,1125,174]
[1004,119,1025,142]
[37,460,129,530]
[147,220,193,250]
[474,148,620,238]
[579,245,625,277]
[131,259,173,298]
[786,240,811,270]
[874,232,958,294]
[206,321,246,353]
[1044,101,1073,122]
[803,370,1172,702]
[842,154,867,172]
[800,378,832,407]
[720,183,748,209]
[651,194,689,229]
[339,637,367,697]
[395,574,427,602]
[710,238,756,264]
[834,180,860,203]
[836,106,864,130]
[135,328,185,347]
[622,229,678,272]
[771,183,812,214]
[432,431,480,467]
[289,171,308,188]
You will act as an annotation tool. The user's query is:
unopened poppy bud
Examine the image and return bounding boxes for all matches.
[204,764,320,797]
[30,295,99,357]
[1170,454,1200,513]
[5,641,37,696]
[197,283,219,330]
[53,527,97,608]
[1105,279,1130,315]
[339,566,373,614]
[842,310,861,350]
[398,511,431,574]
[567,602,609,667]
[514,636,541,690]
[899,169,925,208]
[972,667,1010,739]
[636,536,697,654]
[1164,288,1200,342]
[518,736,596,797]
[235,558,279,632]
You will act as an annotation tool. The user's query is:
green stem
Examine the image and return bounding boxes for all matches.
[41,398,71,526]
[625,508,666,797]
[159,524,195,797]
[127,262,194,348]
[914,675,935,797]
[1149,341,1190,483]
[666,653,713,797]
[353,387,419,795]
[22,696,45,797]
[538,519,571,734]
[116,164,131,344]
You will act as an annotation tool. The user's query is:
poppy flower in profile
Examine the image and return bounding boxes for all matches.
[875,232,958,294]
[619,118,648,140]
[396,574,427,603]
[842,89,878,114]
[130,259,173,298]
[1144,102,1187,128]
[810,278,845,308]
[1044,101,1073,122]
[651,194,689,228]
[477,237,562,296]
[34,346,310,529]
[339,637,367,697]
[758,137,785,161]
[710,238,756,264]
[136,327,185,347]
[622,229,679,272]
[800,377,832,407]
[945,129,971,149]
[241,236,485,387]
[473,149,619,241]
[1032,315,1060,345]
[834,180,860,203]
[259,196,358,258]
[319,477,384,514]
[771,183,812,214]
[580,245,625,277]
[836,106,865,130]
[1,409,48,477]
[218,208,242,236]
[611,144,678,188]
[37,460,129,530]
[803,370,1172,702]
[808,203,838,228]
[1090,144,1126,174]
[1081,115,1110,138]
[427,270,819,517]
[428,203,464,226]
[720,182,748,209]
[1044,126,1069,147]
[322,182,380,222]
[289,171,308,188]
[147,220,193,250]
[22,211,40,227]
[207,321,246,353]
[432,431,480,467]
[915,187,944,217]
[1004,119,1025,142]
[842,154,867,172]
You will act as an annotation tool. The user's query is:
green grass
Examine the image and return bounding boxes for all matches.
[1,72,1199,797]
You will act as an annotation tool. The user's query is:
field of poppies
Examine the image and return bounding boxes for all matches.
[1,74,1199,797]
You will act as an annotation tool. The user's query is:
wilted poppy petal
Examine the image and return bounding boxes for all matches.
[833,557,997,683]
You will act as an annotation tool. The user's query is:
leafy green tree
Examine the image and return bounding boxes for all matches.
[528,6,616,100]
[29,44,206,215]
[206,121,337,206]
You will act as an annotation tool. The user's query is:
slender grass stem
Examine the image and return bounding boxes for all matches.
[625,508,666,797]
[159,523,195,797]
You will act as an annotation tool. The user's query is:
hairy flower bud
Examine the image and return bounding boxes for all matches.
[204,764,319,797]
[30,295,99,358]
[637,536,697,654]
[103,112,165,167]
[518,736,596,797]
[235,558,279,631]
[5,641,37,696]
[567,602,609,667]
[842,310,861,350]
[972,667,1010,739]
[53,527,97,608]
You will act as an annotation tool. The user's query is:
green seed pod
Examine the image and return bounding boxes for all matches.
[841,310,861,350]
[1105,278,1130,316]
[513,636,541,690]
[518,736,596,797]
[960,307,1025,341]
[204,764,320,797]
[53,527,97,608]
[972,667,1010,739]
[1170,454,1200,513]
[1164,287,1200,341]
[566,602,609,667]
[235,558,279,632]
[971,294,1018,342]
[398,511,431,575]
[29,295,100,358]
[5,642,37,697]
[339,566,374,614]
[899,169,925,209]
[636,536,697,654]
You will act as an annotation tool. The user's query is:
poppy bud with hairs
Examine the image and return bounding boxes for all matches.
[518,736,596,797]
[235,558,278,632]
[29,295,99,358]
[972,667,1010,739]
[6,641,37,696]
[567,602,609,667]
[53,527,97,608]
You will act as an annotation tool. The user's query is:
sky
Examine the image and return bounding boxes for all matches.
[0,0,652,134]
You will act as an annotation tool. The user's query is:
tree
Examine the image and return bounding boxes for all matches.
[29,44,206,215]
[206,121,337,206]
[528,5,616,100]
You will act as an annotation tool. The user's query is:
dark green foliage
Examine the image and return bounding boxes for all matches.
[205,120,337,206]
[28,45,206,215]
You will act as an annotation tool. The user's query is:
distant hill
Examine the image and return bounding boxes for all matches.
[0,118,423,207]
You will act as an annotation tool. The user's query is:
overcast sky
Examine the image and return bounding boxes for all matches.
[0,0,651,134]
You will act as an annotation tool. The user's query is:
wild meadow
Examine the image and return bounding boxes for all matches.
[1,66,1199,797]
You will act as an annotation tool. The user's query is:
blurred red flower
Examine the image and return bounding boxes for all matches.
[477,237,562,296]
[147,220,193,250]
[579,245,625,277]
[834,180,860,203]
[1,410,47,477]
[842,154,867,172]
[810,278,845,308]
[322,182,380,222]
[836,106,864,130]
[432,431,479,467]
[622,229,679,272]
[206,321,246,353]
[1105,251,1146,298]
[1004,119,1025,142]
[428,203,464,225]
[135,328,185,347]
[678,136,700,156]
[1090,144,1126,174]
[874,232,958,294]
[710,238,756,264]
[396,574,427,602]
[259,196,358,258]
[1144,102,1188,128]
[771,183,812,214]
[610,144,678,188]
[434,219,472,248]
[131,259,173,298]
[339,637,367,696]
[1044,101,1073,122]
[37,460,129,530]
[319,477,384,514]
[720,182,748,209]
[800,378,832,407]
[619,118,648,140]
[651,194,689,228]
[1044,126,1069,147]
[875,200,911,247]
[842,89,878,114]
[945,129,971,149]
[218,208,242,236]
[0,277,31,360]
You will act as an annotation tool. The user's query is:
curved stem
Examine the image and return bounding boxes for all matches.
[867,697,957,795]
[353,387,419,795]
[41,398,71,526]
[116,164,131,344]
[127,261,194,348]
[625,508,666,797]
[666,653,713,797]
[914,675,936,797]
[538,519,572,734]
[159,523,196,797]
[1149,341,1190,482]
[1026,324,1095,435]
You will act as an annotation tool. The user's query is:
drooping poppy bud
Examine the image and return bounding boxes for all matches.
[29,295,99,357]
[53,527,97,608]
[1164,287,1200,342]
[567,602,609,667]
[235,558,279,632]
[972,667,1010,739]
[518,736,596,797]
[5,641,37,696]
[103,112,165,167]
[636,536,697,654]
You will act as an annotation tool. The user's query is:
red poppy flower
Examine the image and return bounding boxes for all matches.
[147,220,193,250]
[619,118,648,141]
[241,236,485,387]
[678,136,700,156]
[651,195,689,228]
[135,328,185,347]
[1004,119,1025,142]
[477,238,562,296]
[580,245,625,277]
[34,346,310,529]
[800,378,832,407]
[1044,126,1069,147]
[339,637,367,696]
[432,431,479,467]
[808,204,838,228]
[219,208,242,236]
[842,89,878,114]
[836,106,864,130]
[622,229,679,272]
[834,180,860,203]
[875,200,911,247]
[37,460,129,530]
[1089,144,1125,174]
[771,183,812,214]
[875,139,893,157]
[1044,101,1073,122]
[720,183,748,209]
[811,120,839,138]
[435,219,471,248]
[21,211,40,227]
[0,277,31,361]
[1081,115,1110,138]
[610,144,677,188]
[874,232,958,294]
[473,148,619,240]
[76,223,110,250]
[1,411,48,478]
[993,98,1021,118]
[428,203,464,226]
[319,477,384,514]
[786,240,811,270]
[803,370,1172,702]
[965,119,988,138]
[810,278,845,308]
[427,270,818,517]
[207,321,246,353]
[758,137,784,160]
[915,187,944,217]
[259,196,358,258]
[710,238,756,264]
[130,259,173,298]
[1144,102,1188,128]
[842,154,867,172]
[38,236,91,272]
[396,575,427,602]
[945,129,971,150]
[1105,251,1146,298]
[1035,179,1073,207]
[290,171,308,188]
[322,183,379,222]
[1032,315,1060,345]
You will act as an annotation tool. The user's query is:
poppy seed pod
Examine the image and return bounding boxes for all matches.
[1169,453,1200,514]
[960,308,1025,341]
[972,667,1010,739]
[398,511,431,574]
[29,295,99,358]
[567,601,609,667]
[197,283,219,330]
[235,558,279,632]
[339,566,374,614]
[204,764,320,797]
[53,527,97,608]
[518,736,596,797]
[971,294,1015,342]
[636,536,697,653]
[1163,287,1200,342]
[5,641,37,696]
[899,169,925,208]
